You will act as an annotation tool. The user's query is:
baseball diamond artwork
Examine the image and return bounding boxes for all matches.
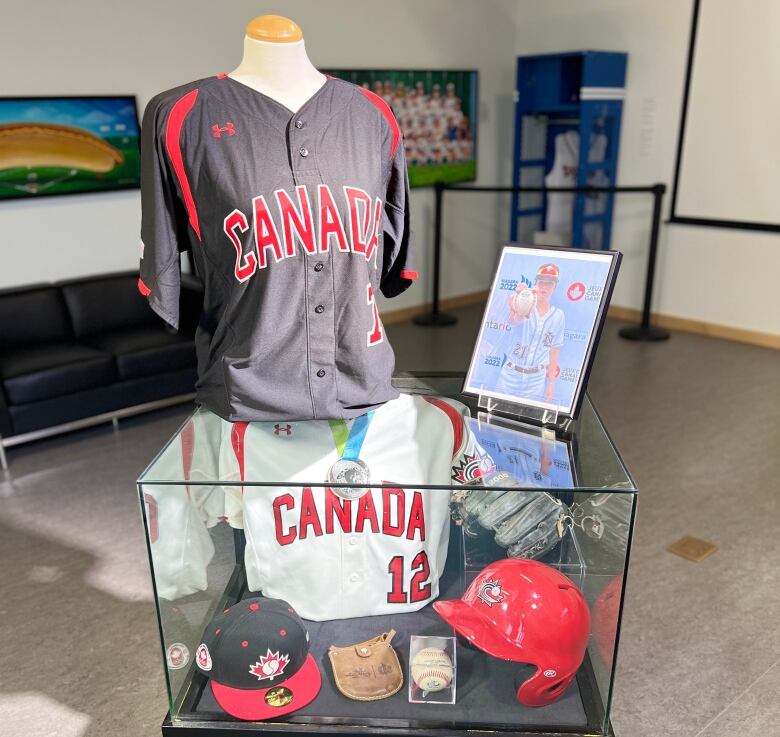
[0,96,140,199]
[464,245,621,418]
[324,69,477,187]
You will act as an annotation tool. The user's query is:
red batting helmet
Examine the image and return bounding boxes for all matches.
[536,263,560,282]
[433,558,590,707]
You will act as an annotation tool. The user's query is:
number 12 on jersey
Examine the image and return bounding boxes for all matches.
[387,551,432,604]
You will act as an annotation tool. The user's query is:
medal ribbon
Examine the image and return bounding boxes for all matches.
[328,411,374,461]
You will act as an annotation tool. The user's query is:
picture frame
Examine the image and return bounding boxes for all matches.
[0,95,141,201]
[463,244,622,420]
[323,68,478,188]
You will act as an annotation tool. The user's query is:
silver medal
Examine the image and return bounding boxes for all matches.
[328,458,371,500]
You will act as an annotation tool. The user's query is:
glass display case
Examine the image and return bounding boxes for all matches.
[138,373,636,737]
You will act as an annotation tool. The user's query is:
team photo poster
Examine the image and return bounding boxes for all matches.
[464,245,621,419]
[324,68,477,187]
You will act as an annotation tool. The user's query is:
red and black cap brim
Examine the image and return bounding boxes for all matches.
[433,599,525,662]
[210,653,321,721]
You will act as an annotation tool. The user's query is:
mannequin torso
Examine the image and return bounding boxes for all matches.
[229,15,326,114]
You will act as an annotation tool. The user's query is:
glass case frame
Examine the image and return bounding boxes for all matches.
[138,372,637,737]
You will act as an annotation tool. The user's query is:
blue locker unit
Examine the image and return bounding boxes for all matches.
[511,51,627,249]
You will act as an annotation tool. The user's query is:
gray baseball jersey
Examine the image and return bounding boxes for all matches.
[139,74,416,422]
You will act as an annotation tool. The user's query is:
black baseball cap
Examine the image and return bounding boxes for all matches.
[195,597,321,720]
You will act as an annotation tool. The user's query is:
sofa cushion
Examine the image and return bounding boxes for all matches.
[60,272,159,338]
[86,327,196,381]
[8,368,197,436]
[0,285,72,349]
[0,343,117,405]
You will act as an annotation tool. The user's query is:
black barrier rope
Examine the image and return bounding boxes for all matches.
[412,182,670,342]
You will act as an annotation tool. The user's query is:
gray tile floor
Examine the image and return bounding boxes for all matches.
[1,307,778,737]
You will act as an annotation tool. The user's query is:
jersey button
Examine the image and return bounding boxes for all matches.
[295,119,304,129]
[316,369,326,378]
[349,573,360,582]
[315,304,325,314]
[348,537,358,546]
[314,262,324,272]
[299,146,309,157]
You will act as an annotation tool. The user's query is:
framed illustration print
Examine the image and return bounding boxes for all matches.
[464,244,621,420]
[0,95,140,200]
[324,68,477,188]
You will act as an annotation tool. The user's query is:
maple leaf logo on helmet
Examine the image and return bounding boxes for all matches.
[477,578,505,607]
[249,649,290,681]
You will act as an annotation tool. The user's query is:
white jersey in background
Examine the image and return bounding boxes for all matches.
[544,131,608,240]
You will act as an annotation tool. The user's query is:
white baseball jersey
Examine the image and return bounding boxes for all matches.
[223,393,492,621]
[140,393,495,619]
[141,412,227,600]
[544,131,608,238]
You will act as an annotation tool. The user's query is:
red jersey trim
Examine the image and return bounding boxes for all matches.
[423,396,465,458]
[181,419,195,494]
[400,270,419,280]
[137,278,152,297]
[230,422,250,485]
[357,87,401,160]
[165,89,202,241]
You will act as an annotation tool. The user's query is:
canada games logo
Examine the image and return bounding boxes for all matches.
[451,451,496,484]
[477,578,505,607]
[567,282,586,301]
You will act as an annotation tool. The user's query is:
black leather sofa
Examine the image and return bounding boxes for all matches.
[0,271,202,467]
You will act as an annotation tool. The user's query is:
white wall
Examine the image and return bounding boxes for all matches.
[0,0,517,315]
[3,1,777,335]
[514,0,780,335]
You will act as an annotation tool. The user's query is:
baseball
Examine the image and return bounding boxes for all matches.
[510,287,536,317]
[411,647,453,692]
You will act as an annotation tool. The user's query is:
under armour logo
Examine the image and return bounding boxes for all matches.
[274,424,292,435]
[212,122,236,138]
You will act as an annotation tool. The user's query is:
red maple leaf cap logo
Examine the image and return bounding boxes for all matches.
[249,649,291,681]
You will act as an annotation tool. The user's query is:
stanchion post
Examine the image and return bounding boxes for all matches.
[619,183,670,341]
[413,181,457,326]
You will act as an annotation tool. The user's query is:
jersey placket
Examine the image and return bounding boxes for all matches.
[288,113,338,419]
[340,516,369,616]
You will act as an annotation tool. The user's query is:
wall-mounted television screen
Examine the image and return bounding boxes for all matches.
[0,95,140,200]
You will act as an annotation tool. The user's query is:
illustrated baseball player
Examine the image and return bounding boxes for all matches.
[493,264,565,403]
[143,393,502,621]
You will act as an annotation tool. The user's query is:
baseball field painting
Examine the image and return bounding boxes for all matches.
[464,245,621,419]
[324,69,477,187]
[0,96,140,200]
